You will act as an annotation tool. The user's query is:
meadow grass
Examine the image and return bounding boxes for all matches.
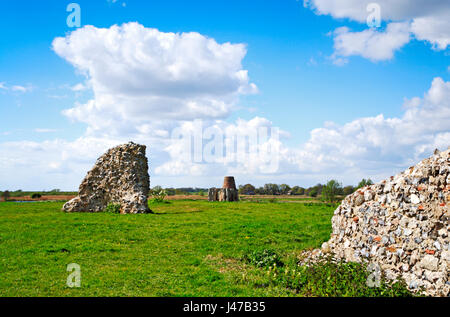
[0,200,333,296]
[0,200,411,297]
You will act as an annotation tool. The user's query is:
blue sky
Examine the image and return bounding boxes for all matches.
[1,0,449,190]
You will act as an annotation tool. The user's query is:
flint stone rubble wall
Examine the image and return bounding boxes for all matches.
[62,142,151,214]
[208,176,239,202]
[208,187,239,202]
[302,148,450,296]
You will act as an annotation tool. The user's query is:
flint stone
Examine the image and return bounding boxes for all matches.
[62,142,151,214]
[354,193,365,206]
[410,194,420,204]
[419,255,439,271]
[298,148,450,296]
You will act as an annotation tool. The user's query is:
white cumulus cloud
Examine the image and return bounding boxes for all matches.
[286,77,450,183]
[155,117,289,177]
[0,137,122,190]
[331,22,411,63]
[0,76,448,189]
[52,22,257,136]
[156,77,450,184]
[305,0,450,63]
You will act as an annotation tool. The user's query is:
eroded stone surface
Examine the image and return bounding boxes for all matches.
[300,147,450,296]
[208,187,239,202]
[208,176,239,202]
[63,142,151,214]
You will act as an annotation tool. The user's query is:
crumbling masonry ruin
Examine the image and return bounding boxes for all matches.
[208,176,239,202]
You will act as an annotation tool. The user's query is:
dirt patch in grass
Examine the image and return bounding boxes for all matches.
[204,254,248,274]
[8,195,76,202]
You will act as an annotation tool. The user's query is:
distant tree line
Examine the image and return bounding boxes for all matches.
[148,179,374,200]
[2,179,374,202]
[0,189,78,201]
[236,178,374,201]
[150,186,209,197]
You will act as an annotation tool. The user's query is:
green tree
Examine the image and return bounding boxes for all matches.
[263,183,280,195]
[151,185,162,192]
[357,178,374,189]
[322,180,342,202]
[307,184,323,197]
[291,186,305,195]
[2,190,10,201]
[291,186,299,195]
[239,184,256,195]
[165,188,176,196]
[343,185,355,196]
[279,184,291,195]
[255,187,264,195]
[308,187,318,197]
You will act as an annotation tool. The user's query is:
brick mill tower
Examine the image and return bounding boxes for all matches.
[208,176,239,202]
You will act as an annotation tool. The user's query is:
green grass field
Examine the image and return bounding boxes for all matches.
[0,200,334,296]
[0,200,412,297]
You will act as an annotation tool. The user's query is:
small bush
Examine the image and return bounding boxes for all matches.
[31,193,42,199]
[104,203,121,213]
[151,188,167,203]
[243,249,284,268]
[267,198,278,203]
[265,256,414,297]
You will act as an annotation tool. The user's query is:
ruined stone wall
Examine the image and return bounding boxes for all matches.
[208,187,239,202]
[63,142,151,214]
[304,148,449,296]
[208,176,239,202]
